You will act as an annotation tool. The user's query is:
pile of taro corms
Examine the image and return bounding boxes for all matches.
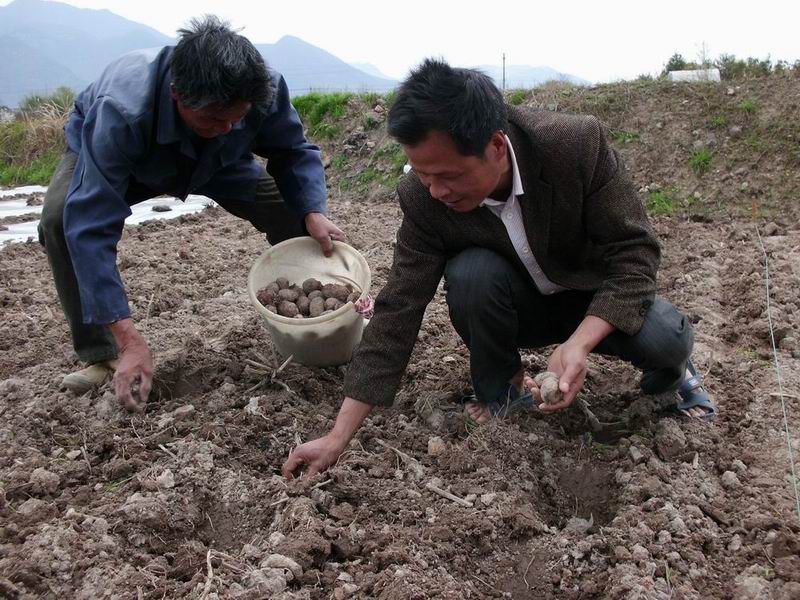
[256,277,360,318]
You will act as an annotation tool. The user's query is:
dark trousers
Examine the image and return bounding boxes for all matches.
[38,151,304,364]
[444,247,693,404]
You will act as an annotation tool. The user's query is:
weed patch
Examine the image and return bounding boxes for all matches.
[611,129,640,144]
[739,98,758,113]
[689,147,713,176]
[508,90,527,106]
[709,115,727,128]
[647,187,680,215]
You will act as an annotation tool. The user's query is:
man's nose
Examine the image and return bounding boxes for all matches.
[428,180,450,200]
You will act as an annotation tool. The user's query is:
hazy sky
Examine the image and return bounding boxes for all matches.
[4,0,799,82]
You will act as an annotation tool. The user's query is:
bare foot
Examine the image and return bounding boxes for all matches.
[681,406,713,419]
[463,400,492,424]
[463,373,539,424]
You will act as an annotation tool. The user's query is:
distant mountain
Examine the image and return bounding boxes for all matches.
[475,64,590,88]
[350,62,395,80]
[0,35,87,106]
[0,0,172,106]
[0,0,397,107]
[256,36,397,95]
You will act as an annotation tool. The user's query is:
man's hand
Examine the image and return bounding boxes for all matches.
[109,318,153,412]
[305,212,345,257]
[282,397,372,479]
[537,315,615,413]
[282,433,348,479]
[538,341,589,412]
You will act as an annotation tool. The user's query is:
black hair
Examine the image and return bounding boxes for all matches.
[171,15,271,109]
[387,58,507,157]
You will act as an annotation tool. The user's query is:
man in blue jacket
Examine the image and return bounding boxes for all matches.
[39,16,342,410]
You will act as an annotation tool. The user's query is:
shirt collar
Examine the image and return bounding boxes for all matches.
[481,134,524,207]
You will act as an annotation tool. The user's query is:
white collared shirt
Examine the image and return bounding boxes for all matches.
[480,136,568,295]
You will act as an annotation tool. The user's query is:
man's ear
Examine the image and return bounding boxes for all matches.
[487,131,507,161]
[169,83,179,102]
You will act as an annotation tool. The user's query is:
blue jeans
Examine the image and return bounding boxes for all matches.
[444,247,693,404]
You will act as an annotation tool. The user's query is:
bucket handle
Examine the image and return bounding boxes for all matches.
[318,272,363,294]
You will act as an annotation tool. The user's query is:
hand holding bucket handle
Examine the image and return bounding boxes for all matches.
[304,212,345,257]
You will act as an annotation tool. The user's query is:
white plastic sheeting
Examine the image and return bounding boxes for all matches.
[667,69,721,82]
[0,189,216,244]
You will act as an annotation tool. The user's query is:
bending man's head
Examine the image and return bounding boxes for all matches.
[171,15,270,137]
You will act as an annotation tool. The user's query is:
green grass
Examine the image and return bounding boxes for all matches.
[363,115,379,130]
[708,115,727,128]
[310,122,339,139]
[0,109,68,185]
[689,147,713,176]
[375,142,408,175]
[331,154,348,170]
[292,92,353,129]
[508,90,527,106]
[19,86,75,114]
[334,142,408,194]
[739,97,758,113]
[647,187,679,215]
[357,167,400,190]
[0,147,61,186]
[358,92,381,106]
[0,121,28,160]
[383,89,398,107]
[357,168,382,186]
[611,129,639,143]
[104,476,133,493]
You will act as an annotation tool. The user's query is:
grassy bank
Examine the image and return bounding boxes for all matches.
[0,109,67,187]
[2,72,798,221]
[0,89,72,187]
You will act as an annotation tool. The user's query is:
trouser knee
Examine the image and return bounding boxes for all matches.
[634,299,693,369]
[38,204,65,248]
[39,152,76,248]
[603,298,694,394]
[445,247,514,318]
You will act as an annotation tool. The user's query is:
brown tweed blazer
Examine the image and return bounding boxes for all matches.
[343,105,661,407]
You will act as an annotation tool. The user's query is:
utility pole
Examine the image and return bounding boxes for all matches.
[502,53,506,90]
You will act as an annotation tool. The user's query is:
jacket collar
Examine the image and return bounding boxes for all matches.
[505,108,553,257]
[156,69,183,147]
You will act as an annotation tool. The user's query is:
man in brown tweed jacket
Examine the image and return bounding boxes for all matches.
[283,59,716,478]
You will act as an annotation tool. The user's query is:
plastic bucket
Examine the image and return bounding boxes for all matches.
[247,237,371,367]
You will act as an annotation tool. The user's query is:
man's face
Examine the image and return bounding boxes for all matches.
[174,93,251,139]
[403,130,509,212]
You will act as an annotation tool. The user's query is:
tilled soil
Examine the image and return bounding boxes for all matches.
[2,80,800,598]
[1,191,798,599]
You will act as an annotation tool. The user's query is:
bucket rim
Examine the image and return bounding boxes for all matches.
[247,237,371,327]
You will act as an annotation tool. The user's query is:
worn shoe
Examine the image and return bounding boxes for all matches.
[61,360,119,394]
